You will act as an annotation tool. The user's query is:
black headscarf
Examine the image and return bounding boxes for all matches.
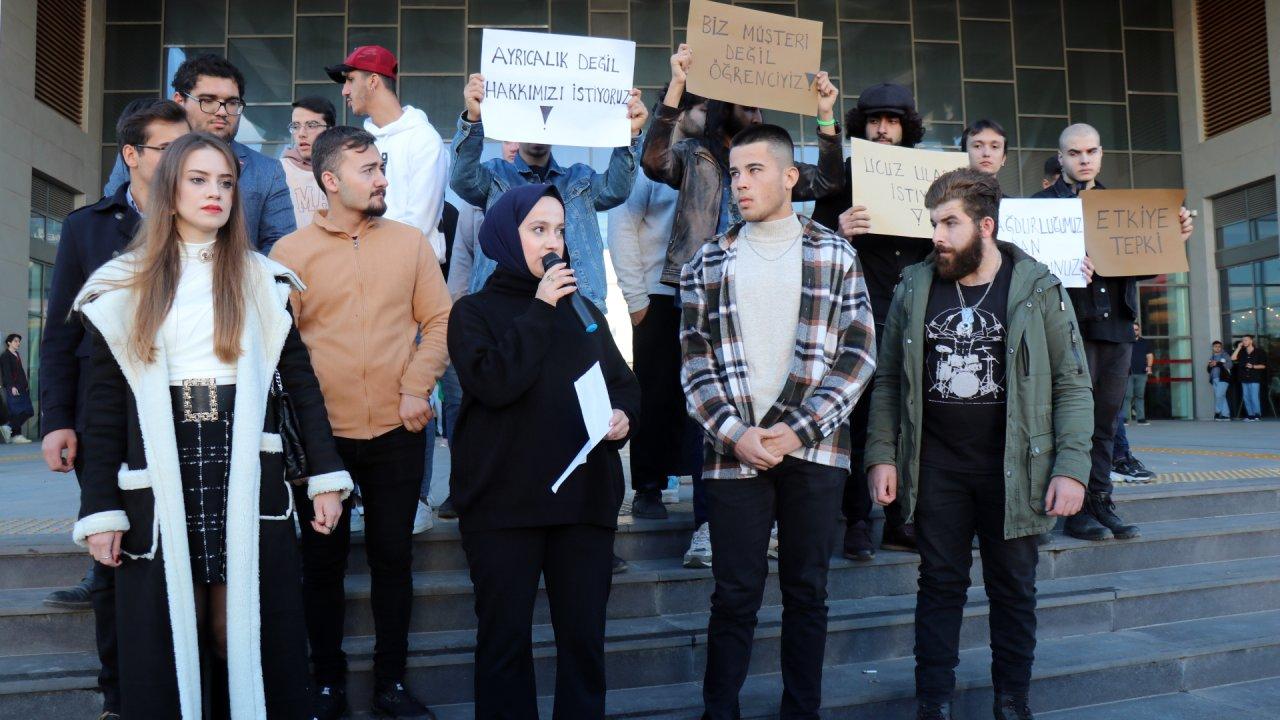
[478,184,564,280]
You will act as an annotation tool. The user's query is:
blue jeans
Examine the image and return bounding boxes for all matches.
[1112,407,1130,463]
[1213,379,1231,417]
[421,365,464,504]
[1242,382,1262,417]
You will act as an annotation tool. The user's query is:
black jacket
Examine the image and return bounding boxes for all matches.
[447,268,641,533]
[39,183,139,434]
[1031,177,1146,343]
[0,351,27,394]
[813,158,933,328]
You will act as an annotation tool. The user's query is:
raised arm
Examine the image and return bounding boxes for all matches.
[448,74,498,210]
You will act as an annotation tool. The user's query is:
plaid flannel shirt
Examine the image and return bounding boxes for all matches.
[680,215,877,479]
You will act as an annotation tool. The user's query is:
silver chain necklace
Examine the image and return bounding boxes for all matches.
[742,233,801,262]
[954,258,1001,326]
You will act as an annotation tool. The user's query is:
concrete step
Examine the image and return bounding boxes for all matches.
[1038,675,1280,719]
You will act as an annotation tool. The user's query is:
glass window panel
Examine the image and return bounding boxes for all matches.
[1260,257,1280,307]
[293,83,343,124]
[1255,212,1278,243]
[44,219,62,247]
[236,104,292,148]
[401,10,465,73]
[108,0,162,22]
[960,0,1008,20]
[841,22,913,97]
[166,47,225,95]
[839,0,909,21]
[1123,0,1174,28]
[106,25,162,92]
[296,16,345,83]
[595,0,627,9]
[1217,221,1251,250]
[552,0,589,34]
[229,38,293,105]
[961,20,1013,80]
[1019,116,1067,149]
[348,0,395,24]
[631,0,671,45]
[29,212,45,244]
[922,122,964,149]
[1067,51,1125,102]
[348,27,397,56]
[799,0,839,29]
[822,37,839,80]
[591,12,629,39]
[635,47,671,87]
[28,262,43,315]
[914,42,963,123]
[1070,102,1128,149]
[1128,94,1180,151]
[298,0,344,12]
[996,155,1020,197]
[1132,153,1183,188]
[738,3,795,14]
[164,0,227,45]
[229,0,293,35]
[401,76,467,138]
[468,28,483,76]
[913,0,957,40]
[1064,0,1122,50]
[674,0,691,28]
[964,82,1017,145]
[1016,68,1067,115]
[1012,2,1062,67]
[1140,283,1191,336]
[1019,149,1058,194]
[469,0,548,26]
[761,110,803,141]
[101,92,154,142]
[1125,30,1176,93]
[1099,150,1131,188]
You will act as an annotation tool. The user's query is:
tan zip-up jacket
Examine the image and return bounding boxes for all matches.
[270,210,451,439]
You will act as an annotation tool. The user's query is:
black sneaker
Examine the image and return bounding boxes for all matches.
[881,522,918,553]
[436,496,457,520]
[1109,457,1135,483]
[1127,456,1156,481]
[612,554,629,574]
[310,684,348,720]
[372,681,435,719]
[843,520,875,562]
[916,699,953,719]
[994,691,1033,720]
[44,577,93,609]
[630,491,669,520]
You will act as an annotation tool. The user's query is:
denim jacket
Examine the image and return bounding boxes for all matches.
[449,113,640,309]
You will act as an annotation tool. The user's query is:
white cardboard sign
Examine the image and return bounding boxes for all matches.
[998,198,1088,288]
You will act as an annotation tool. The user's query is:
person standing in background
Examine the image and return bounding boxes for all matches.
[282,96,334,229]
[1208,340,1233,420]
[1123,323,1154,425]
[1,335,32,444]
[1233,335,1267,421]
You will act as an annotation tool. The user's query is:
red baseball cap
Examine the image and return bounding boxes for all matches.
[326,45,398,83]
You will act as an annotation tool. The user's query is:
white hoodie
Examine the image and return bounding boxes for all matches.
[365,105,450,262]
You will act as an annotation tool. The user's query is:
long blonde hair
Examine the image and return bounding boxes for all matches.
[124,132,253,364]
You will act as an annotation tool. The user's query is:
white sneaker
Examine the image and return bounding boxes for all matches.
[413,500,433,535]
[683,522,712,568]
[767,522,779,560]
[0,426,10,443]
[349,502,365,535]
[9,434,31,444]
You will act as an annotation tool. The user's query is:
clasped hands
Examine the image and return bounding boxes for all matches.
[733,423,802,471]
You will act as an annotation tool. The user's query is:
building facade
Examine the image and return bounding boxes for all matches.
[1,0,1276,433]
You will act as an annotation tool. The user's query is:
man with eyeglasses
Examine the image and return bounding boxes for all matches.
[283,96,336,228]
[40,98,190,720]
[104,53,296,254]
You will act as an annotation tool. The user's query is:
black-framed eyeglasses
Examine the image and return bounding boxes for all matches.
[288,121,329,133]
[133,143,172,153]
[182,92,245,116]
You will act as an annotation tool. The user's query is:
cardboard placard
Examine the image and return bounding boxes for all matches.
[998,198,1087,288]
[684,0,822,114]
[847,138,971,239]
[480,28,636,148]
[1080,188,1188,276]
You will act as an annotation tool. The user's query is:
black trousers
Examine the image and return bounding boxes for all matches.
[842,375,906,530]
[1084,341,1133,495]
[629,294,693,495]
[703,457,844,719]
[295,425,425,686]
[462,524,614,720]
[75,446,120,712]
[913,466,1039,702]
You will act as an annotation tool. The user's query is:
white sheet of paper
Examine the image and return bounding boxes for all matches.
[480,28,636,148]
[998,198,1088,288]
[551,362,614,493]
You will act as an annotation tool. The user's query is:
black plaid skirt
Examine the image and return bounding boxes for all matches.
[169,383,236,585]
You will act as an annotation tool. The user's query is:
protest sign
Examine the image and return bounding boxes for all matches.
[684,0,822,114]
[480,28,636,147]
[847,138,970,239]
[998,198,1087,288]
[1080,188,1188,276]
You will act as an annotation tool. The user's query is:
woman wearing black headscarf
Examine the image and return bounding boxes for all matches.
[448,184,640,718]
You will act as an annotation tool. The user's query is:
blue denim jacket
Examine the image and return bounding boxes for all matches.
[105,140,297,255]
[449,113,640,309]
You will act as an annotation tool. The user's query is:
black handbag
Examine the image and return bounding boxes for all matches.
[271,371,309,485]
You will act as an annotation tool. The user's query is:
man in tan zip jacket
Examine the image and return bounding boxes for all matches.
[269,125,450,720]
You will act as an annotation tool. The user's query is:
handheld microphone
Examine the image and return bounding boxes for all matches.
[541,252,598,333]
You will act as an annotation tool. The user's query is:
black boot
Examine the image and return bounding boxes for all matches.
[1064,506,1110,541]
[1089,491,1139,539]
[994,692,1034,719]
[881,522,919,552]
[43,563,100,609]
[917,699,952,720]
[843,520,875,561]
[631,491,669,520]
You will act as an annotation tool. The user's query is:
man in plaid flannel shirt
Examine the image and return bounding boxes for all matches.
[680,124,877,718]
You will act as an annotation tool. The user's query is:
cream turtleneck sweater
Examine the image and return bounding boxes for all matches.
[734,213,803,425]
[160,240,238,385]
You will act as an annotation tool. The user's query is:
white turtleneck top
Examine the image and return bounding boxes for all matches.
[734,213,803,426]
[161,240,238,385]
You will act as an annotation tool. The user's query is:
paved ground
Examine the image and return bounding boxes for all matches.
[0,419,1276,535]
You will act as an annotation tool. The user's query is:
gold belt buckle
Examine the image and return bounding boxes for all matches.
[181,378,219,423]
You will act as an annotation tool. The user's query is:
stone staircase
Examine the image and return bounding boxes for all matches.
[1,478,1279,718]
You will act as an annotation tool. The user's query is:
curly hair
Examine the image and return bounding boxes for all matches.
[844,106,926,148]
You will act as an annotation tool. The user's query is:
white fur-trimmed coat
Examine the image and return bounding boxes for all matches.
[72,252,353,720]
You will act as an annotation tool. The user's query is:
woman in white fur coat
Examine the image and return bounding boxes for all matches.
[73,132,354,719]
